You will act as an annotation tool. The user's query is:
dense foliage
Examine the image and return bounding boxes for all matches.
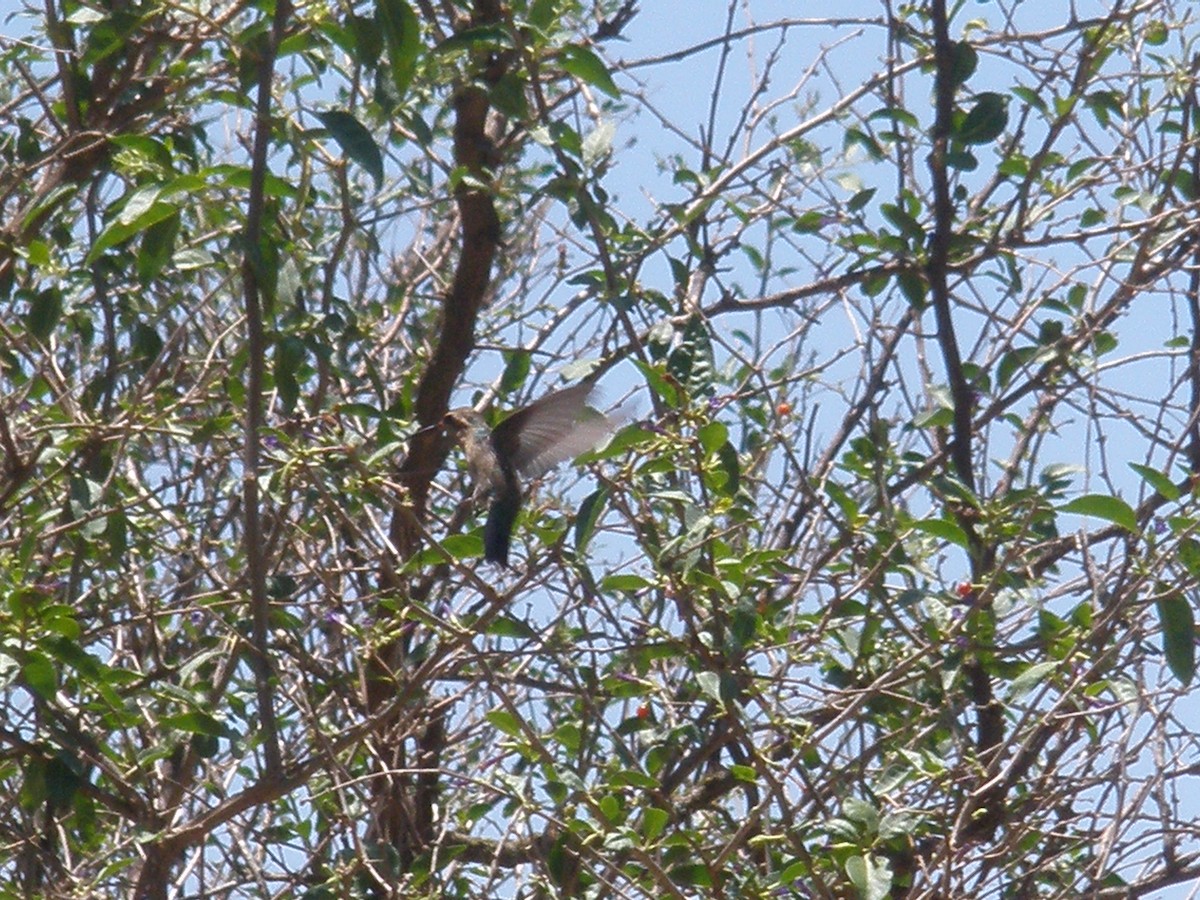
[2,0,1200,896]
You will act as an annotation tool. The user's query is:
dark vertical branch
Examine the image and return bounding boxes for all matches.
[240,0,292,781]
[1184,67,1200,474]
[929,0,1003,842]
[927,0,974,494]
[392,60,502,528]
[884,0,908,197]
[371,0,507,874]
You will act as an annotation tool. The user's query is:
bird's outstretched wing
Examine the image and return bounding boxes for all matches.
[492,382,614,478]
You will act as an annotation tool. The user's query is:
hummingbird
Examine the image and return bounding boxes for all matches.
[441,381,614,566]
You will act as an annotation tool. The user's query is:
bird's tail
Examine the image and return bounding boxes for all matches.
[483,484,521,566]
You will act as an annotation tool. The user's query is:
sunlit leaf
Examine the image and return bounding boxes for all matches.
[1058,494,1137,532]
[558,44,620,98]
[1156,588,1195,687]
[1129,463,1180,501]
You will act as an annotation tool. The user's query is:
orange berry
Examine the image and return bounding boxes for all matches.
[955,581,972,599]
[636,702,651,720]
[776,401,792,416]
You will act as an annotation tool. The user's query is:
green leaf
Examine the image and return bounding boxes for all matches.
[945,148,978,171]
[845,853,893,900]
[87,191,179,263]
[881,202,924,241]
[485,709,523,737]
[441,532,482,560]
[862,270,890,297]
[582,119,615,168]
[1011,84,1047,114]
[274,335,306,414]
[847,187,876,212]
[1007,660,1059,701]
[163,710,229,737]
[594,424,656,458]
[138,211,181,283]
[434,24,511,55]
[1169,170,1199,202]
[844,128,884,161]
[912,517,970,549]
[25,288,62,341]
[574,487,608,553]
[1058,494,1137,532]
[697,421,727,455]
[957,92,1008,144]
[696,670,722,704]
[317,109,384,188]
[529,0,559,32]
[377,0,420,100]
[949,41,978,88]
[1144,20,1168,45]
[641,806,669,841]
[499,350,531,393]
[1129,463,1179,501]
[346,12,384,66]
[897,269,927,309]
[878,809,921,840]
[486,616,537,639]
[1085,90,1125,127]
[490,71,530,119]
[1157,589,1195,687]
[825,480,860,524]
[601,573,651,592]
[667,864,712,887]
[995,345,1043,390]
[558,45,620,98]
[791,209,827,233]
[635,360,682,408]
[1179,539,1200,578]
[776,860,809,889]
[667,316,715,393]
[21,651,57,699]
[843,796,880,829]
[132,321,163,370]
[715,442,740,497]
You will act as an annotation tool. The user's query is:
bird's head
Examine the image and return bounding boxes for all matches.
[441,408,486,442]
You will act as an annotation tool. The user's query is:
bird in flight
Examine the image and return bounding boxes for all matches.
[441,381,615,566]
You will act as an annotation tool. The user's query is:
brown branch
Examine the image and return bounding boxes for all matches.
[370,0,509,874]
[927,0,974,494]
[238,0,291,786]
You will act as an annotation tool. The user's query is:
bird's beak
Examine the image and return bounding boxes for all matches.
[412,420,445,437]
